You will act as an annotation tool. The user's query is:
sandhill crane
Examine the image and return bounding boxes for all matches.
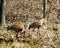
[7,23,24,40]
[29,18,47,37]
[29,18,47,30]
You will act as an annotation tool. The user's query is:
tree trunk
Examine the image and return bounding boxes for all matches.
[0,0,6,26]
[43,0,47,18]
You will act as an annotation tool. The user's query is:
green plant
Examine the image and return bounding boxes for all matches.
[12,46,16,48]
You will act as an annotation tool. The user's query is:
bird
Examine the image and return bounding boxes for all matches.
[29,22,41,31]
[7,23,24,39]
[29,18,47,31]
[28,18,47,37]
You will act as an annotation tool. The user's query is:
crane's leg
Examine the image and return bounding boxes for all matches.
[37,28,40,38]
[23,32,25,38]
[16,32,19,41]
[37,29,39,38]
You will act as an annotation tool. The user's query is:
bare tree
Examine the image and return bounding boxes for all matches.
[2,0,6,26]
[0,0,6,26]
[43,0,46,18]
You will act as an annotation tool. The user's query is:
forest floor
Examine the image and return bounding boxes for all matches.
[0,19,60,48]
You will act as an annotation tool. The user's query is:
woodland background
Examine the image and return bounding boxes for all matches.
[0,0,60,48]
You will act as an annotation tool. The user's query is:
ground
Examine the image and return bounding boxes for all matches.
[0,0,60,48]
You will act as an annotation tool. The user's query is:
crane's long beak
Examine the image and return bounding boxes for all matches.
[22,29,27,33]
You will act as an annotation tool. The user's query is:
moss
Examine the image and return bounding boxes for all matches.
[5,41,13,46]
[12,46,16,48]
[23,46,29,48]
[23,43,31,48]
[31,45,42,48]
[8,41,13,46]
[57,46,60,48]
